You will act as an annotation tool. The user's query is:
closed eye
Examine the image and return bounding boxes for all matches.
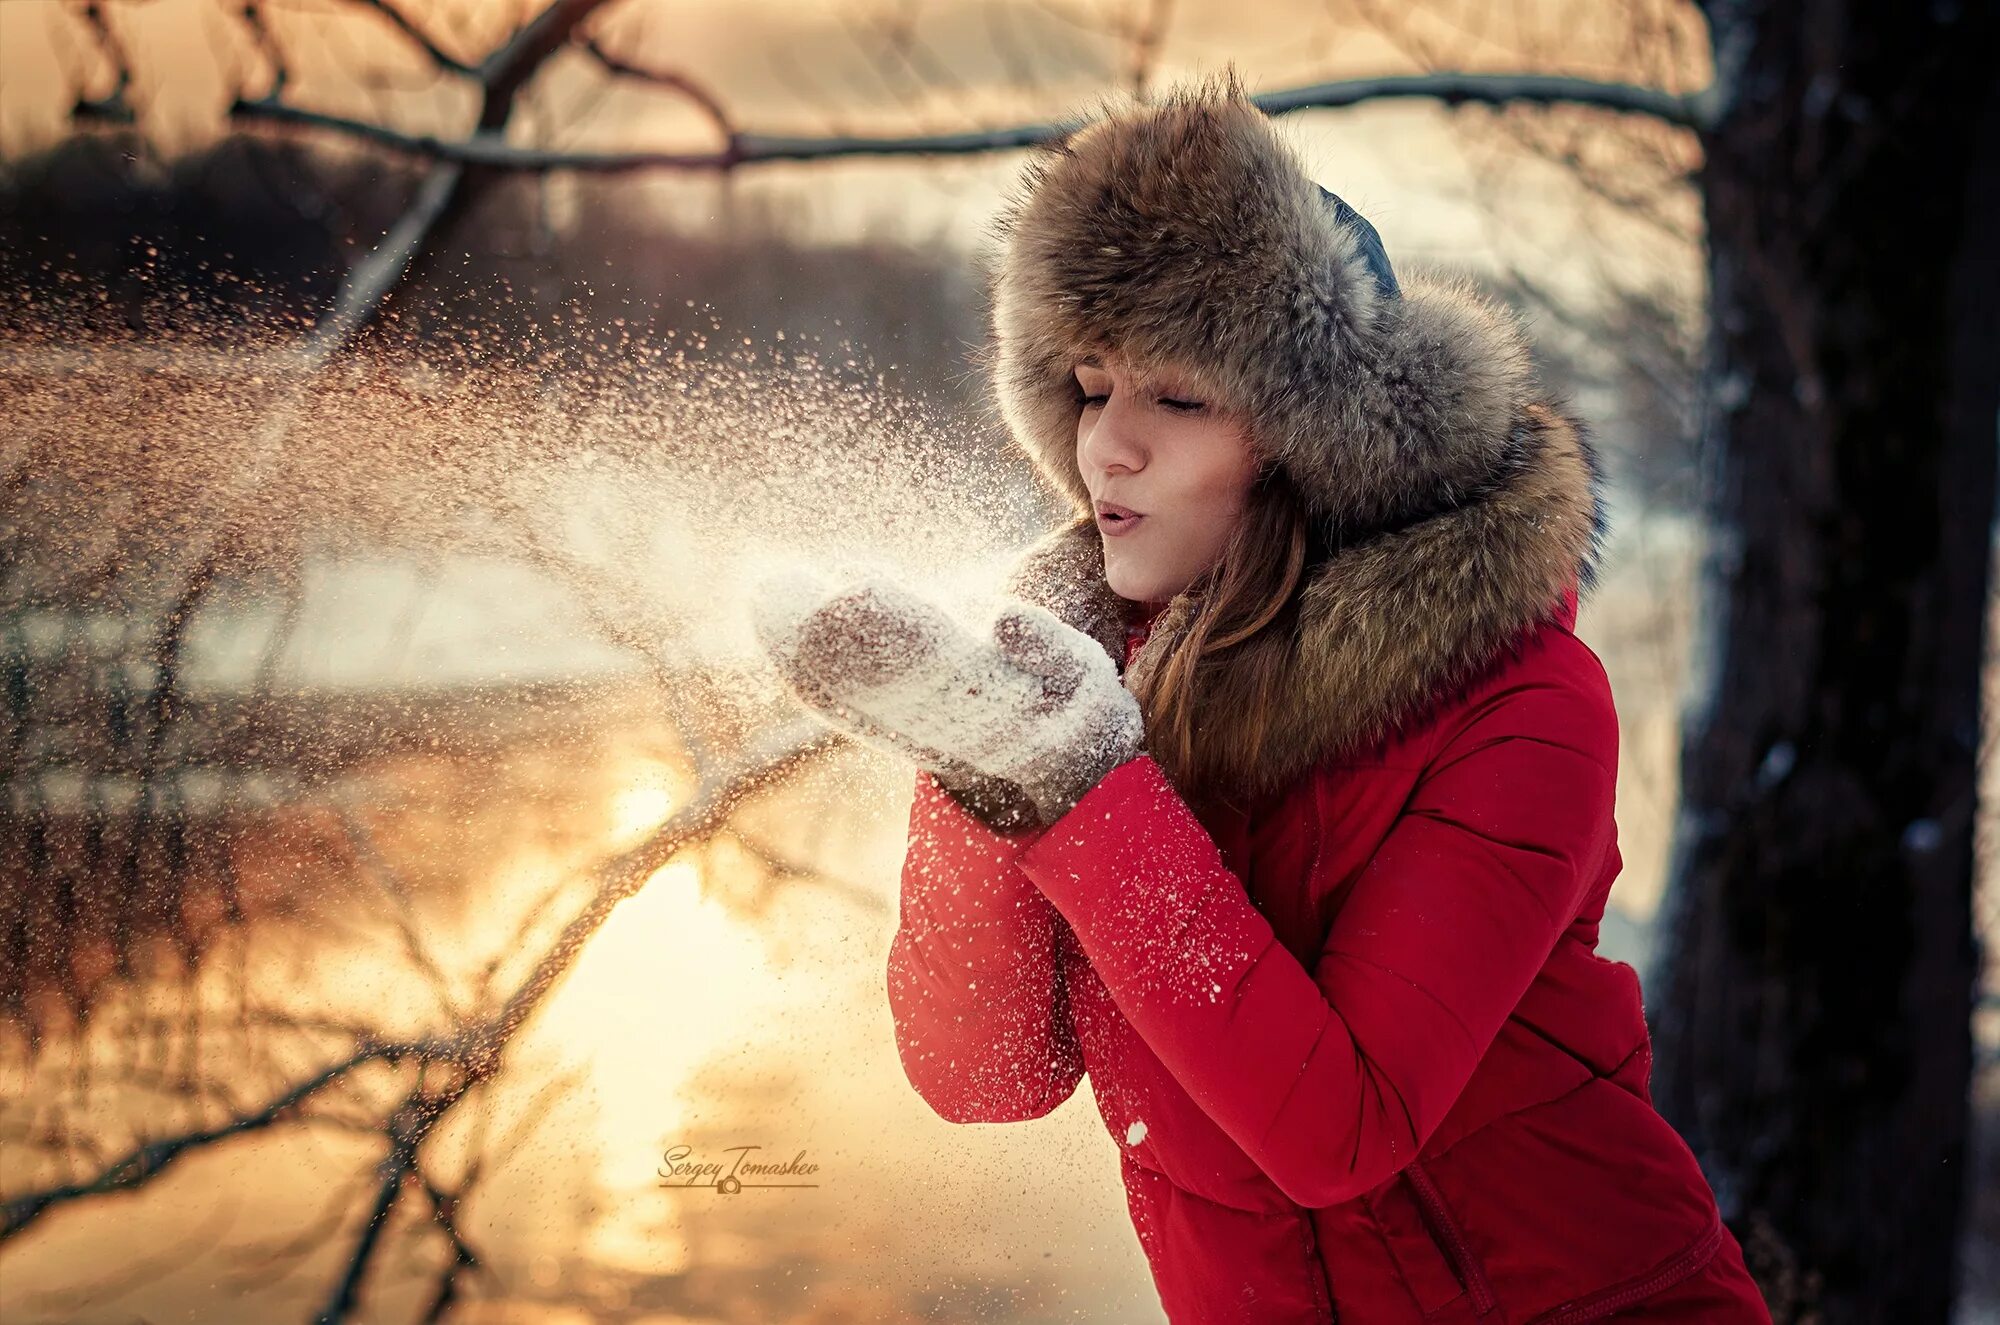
[1078,391,1206,414]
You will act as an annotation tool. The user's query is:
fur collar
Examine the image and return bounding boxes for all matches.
[998,398,1605,801]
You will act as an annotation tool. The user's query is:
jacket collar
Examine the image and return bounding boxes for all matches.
[1003,397,1605,801]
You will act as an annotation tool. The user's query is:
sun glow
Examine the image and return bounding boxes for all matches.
[606,762,692,850]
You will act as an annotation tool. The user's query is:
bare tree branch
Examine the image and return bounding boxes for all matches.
[412,1167,487,1321]
[350,0,477,76]
[2,1042,406,1238]
[1257,71,1711,128]
[1,717,837,1248]
[315,1078,428,1322]
[228,67,1711,177]
[577,34,735,141]
[69,0,136,122]
[237,0,291,103]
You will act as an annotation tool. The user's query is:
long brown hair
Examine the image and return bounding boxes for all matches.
[1123,461,1330,813]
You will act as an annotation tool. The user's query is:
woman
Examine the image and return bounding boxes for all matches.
[753,71,1773,1324]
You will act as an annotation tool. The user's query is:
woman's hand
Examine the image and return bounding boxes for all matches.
[750,567,1144,827]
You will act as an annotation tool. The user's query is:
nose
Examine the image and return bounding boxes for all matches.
[1077,385,1147,479]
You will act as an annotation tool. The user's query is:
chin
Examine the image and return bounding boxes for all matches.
[1101,558,1137,602]
[1102,555,1170,605]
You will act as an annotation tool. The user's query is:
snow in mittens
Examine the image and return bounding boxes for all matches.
[748,564,1142,811]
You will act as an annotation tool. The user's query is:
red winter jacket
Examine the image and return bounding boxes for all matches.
[886,584,1773,1324]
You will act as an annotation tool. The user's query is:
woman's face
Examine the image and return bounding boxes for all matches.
[1075,350,1263,606]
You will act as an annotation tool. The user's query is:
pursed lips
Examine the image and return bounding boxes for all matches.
[1095,500,1144,533]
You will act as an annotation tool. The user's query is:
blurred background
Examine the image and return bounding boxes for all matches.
[0,2,1993,1322]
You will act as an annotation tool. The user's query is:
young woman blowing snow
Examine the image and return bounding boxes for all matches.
[751,71,1772,1325]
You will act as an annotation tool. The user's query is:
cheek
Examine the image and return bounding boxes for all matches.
[1179,450,1257,554]
[1191,446,1259,518]
[1136,464,1249,560]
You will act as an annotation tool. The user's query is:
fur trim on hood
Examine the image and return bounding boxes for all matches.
[976,72,1610,801]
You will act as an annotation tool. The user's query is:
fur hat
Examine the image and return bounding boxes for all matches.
[975,69,1610,798]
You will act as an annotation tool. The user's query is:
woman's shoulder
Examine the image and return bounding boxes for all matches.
[1405,610,1620,772]
[1286,612,1616,793]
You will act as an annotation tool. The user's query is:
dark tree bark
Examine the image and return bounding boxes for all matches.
[1649,3,2000,1322]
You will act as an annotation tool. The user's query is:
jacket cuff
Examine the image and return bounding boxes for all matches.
[918,768,1046,850]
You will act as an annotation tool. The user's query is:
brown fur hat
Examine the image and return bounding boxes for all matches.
[975,69,1611,798]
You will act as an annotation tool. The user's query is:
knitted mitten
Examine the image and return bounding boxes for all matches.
[750,567,1144,827]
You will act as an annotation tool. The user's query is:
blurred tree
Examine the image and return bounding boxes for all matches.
[1644,4,1999,1322]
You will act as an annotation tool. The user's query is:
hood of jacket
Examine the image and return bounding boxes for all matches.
[976,73,1609,800]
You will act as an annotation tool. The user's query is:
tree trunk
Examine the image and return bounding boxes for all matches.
[1649,4,2000,1322]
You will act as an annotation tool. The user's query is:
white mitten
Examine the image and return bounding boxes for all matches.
[750,567,1145,827]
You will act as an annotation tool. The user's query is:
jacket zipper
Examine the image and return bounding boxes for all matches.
[1403,1161,1499,1316]
[1524,1211,1726,1325]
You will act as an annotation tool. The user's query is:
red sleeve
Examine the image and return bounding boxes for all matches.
[1014,669,1617,1207]
[886,769,1087,1124]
